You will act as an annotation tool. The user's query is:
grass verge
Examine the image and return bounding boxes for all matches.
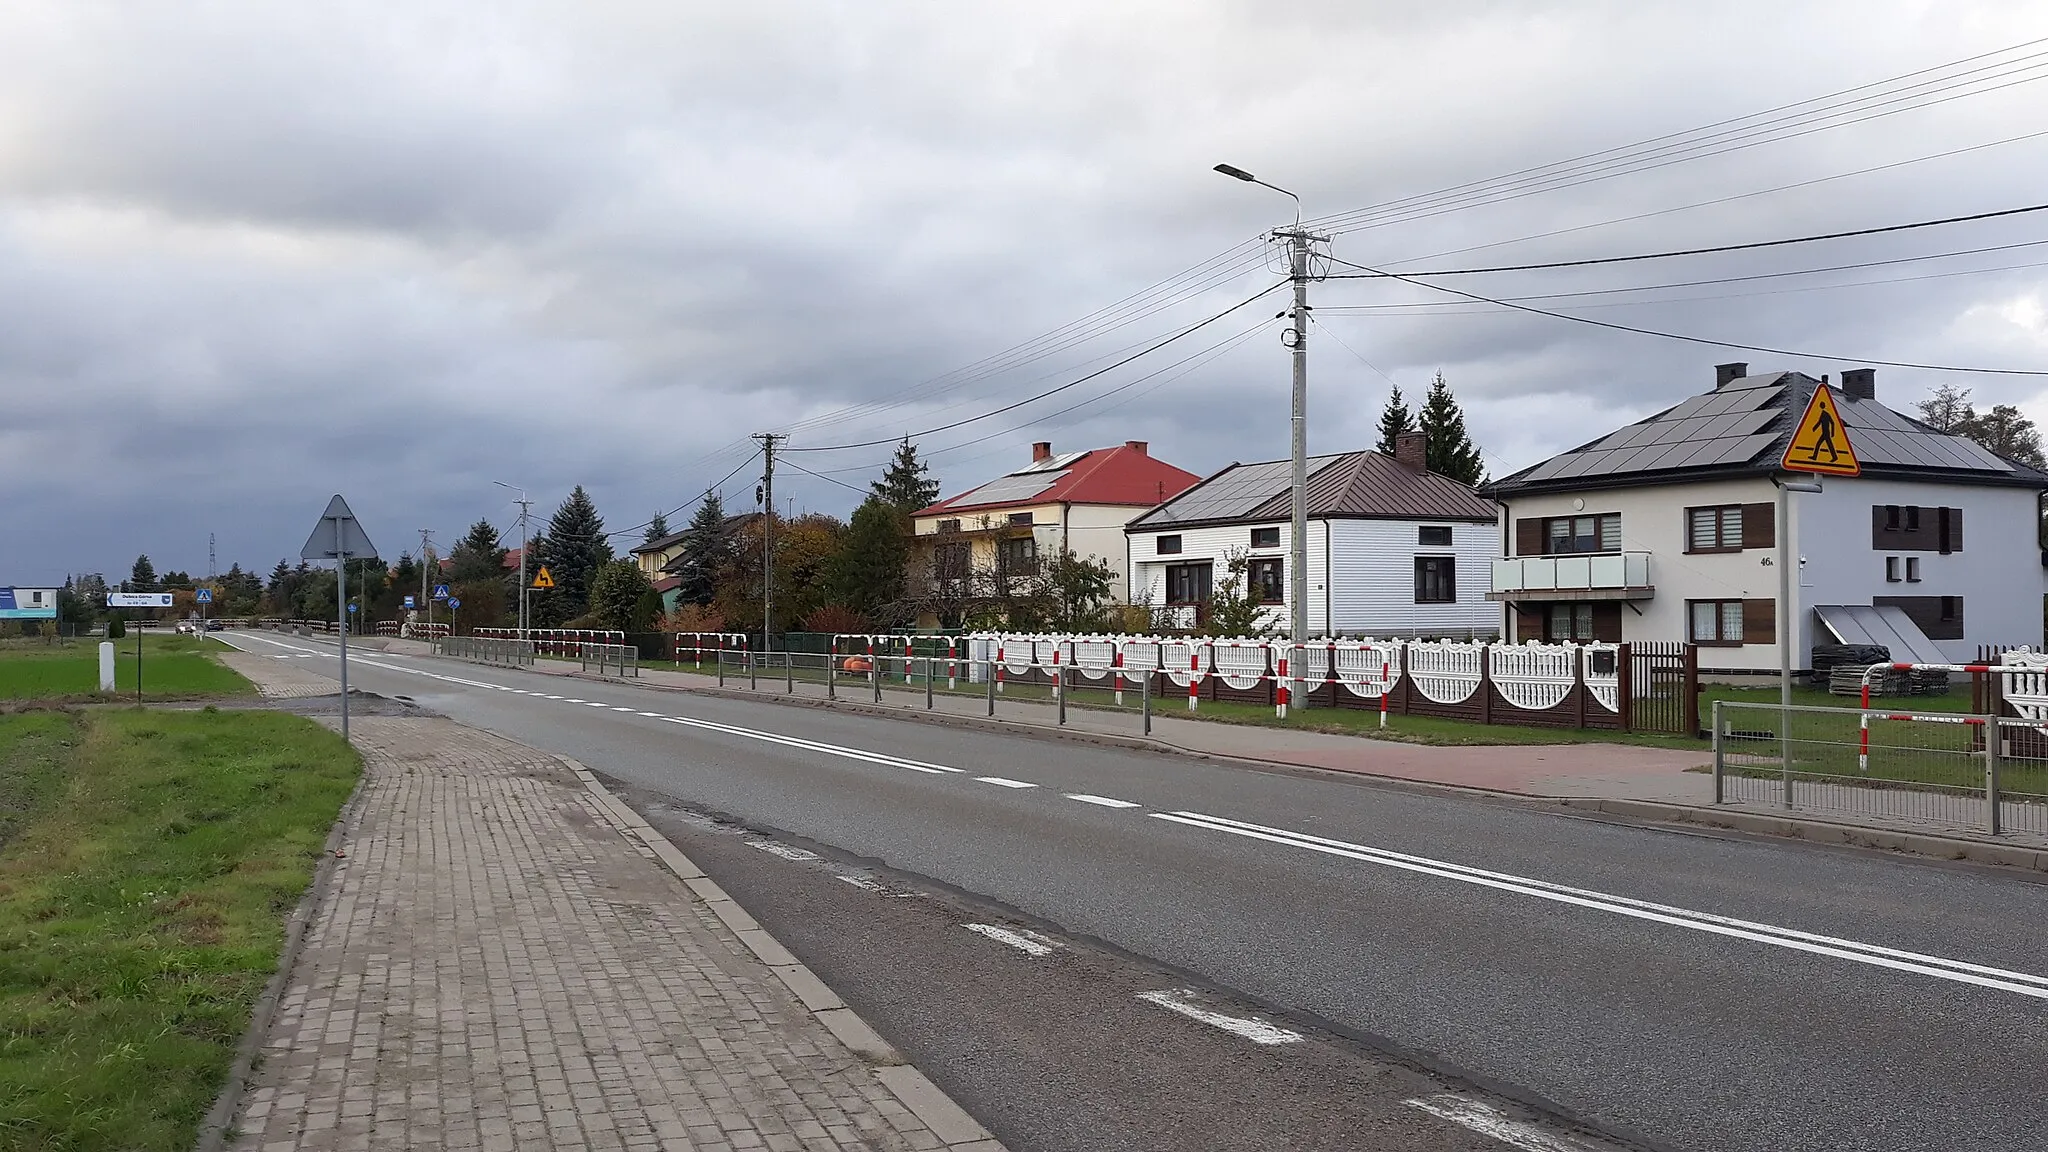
[0,708,359,1151]
[0,636,254,702]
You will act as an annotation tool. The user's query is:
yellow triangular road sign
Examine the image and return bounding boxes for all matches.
[1780,384,1860,476]
[532,566,556,589]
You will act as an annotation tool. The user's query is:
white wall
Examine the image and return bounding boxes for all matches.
[1056,503,1148,598]
[1128,520,1306,632]
[1799,476,2046,659]
[1327,519,1498,637]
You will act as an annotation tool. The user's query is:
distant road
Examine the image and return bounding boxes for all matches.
[221,631,2048,1152]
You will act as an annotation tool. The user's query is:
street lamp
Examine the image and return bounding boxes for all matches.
[493,480,532,640]
[1215,162,1321,651]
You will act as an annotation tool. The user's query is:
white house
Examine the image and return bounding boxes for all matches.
[1124,432,1500,637]
[1482,363,2048,669]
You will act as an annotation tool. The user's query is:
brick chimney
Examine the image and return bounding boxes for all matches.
[1124,440,1148,455]
[1031,441,1052,462]
[1394,430,1427,471]
[1841,367,1876,400]
[1715,362,1749,389]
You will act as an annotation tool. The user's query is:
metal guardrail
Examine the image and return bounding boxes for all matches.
[435,636,536,667]
[579,642,640,678]
[1713,701,2046,837]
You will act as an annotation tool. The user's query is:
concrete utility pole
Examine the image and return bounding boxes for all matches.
[755,433,782,646]
[495,482,532,639]
[418,528,435,633]
[1215,163,1326,644]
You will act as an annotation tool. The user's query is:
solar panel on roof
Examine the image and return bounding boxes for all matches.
[954,473,1060,506]
[1592,422,1656,451]
[1658,395,1716,422]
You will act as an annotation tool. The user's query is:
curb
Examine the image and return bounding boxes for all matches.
[559,756,1006,1152]
[556,669,2048,874]
[195,748,371,1151]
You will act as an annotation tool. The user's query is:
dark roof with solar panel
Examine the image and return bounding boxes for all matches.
[1483,369,2048,498]
[1128,449,1496,532]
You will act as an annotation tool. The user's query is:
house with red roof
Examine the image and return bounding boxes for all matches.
[909,440,1201,627]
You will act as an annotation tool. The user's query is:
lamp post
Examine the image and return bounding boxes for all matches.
[494,481,532,640]
[1214,163,1324,647]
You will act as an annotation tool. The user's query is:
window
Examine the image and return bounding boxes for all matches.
[1414,556,1457,603]
[1548,604,1594,642]
[1905,506,1920,531]
[1250,526,1281,549]
[1164,562,1212,605]
[1906,557,1921,583]
[1883,505,1901,531]
[933,542,970,581]
[1248,557,1284,603]
[1688,599,1747,645]
[1156,534,1183,556]
[1008,511,1034,525]
[1543,514,1621,554]
[1418,525,1453,546]
[1869,505,1963,553]
[1686,505,1744,552]
[998,536,1037,575]
[937,518,961,534]
[1885,556,1901,583]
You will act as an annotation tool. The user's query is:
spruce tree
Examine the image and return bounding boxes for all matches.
[448,519,507,583]
[823,498,910,624]
[1375,385,1416,455]
[870,438,941,516]
[536,486,613,621]
[643,512,672,545]
[1418,371,1485,485]
[129,554,156,591]
[673,493,730,607]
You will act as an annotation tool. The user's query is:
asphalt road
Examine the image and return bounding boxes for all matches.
[222,632,2048,1152]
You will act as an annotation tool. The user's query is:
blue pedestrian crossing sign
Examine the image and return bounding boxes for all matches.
[433,584,450,600]
[404,595,416,609]
[194,588,213,604]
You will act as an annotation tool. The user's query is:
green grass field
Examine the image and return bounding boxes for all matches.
[0,709,360,1151]
[0,635,252,702]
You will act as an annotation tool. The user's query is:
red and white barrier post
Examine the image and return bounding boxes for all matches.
[1113,648,1125,706]
[995,643,1006,694]
[947,639,958,690]
[1380,659,1390,729]
[1187,651,1201,712]
[1275,652,1290,720]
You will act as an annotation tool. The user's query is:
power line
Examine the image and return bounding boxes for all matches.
[1324,253,2048,376]
[779,459,867,495]
[783,279,1290,453]
[1327,202,2048,278]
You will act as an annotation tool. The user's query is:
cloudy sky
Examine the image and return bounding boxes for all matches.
[6,1,2048,586]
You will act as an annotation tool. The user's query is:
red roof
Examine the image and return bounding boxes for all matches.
[917,441,1201,517]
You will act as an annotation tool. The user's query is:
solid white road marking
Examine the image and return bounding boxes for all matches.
[1153,810,2048,1000]
[973,776,1037,789]
[964,923,1058,956]
[1405,1095,1602,1152]
[837,874,887,893]
[1065,794,1140,809]
[1134,989,1302,1045]
[750,840,821,862]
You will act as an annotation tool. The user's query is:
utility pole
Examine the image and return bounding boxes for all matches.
[495,482,532,640]
[418,528,436,634]
[754,433,782,647]
[204,532,215,634]
[1214,163,1326,646]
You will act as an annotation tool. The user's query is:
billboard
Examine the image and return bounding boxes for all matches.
[0,587,59,620]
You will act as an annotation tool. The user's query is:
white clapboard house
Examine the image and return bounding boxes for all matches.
[1123,432,1500,637]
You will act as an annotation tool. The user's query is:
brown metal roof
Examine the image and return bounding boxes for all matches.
[1130,450,1495,531]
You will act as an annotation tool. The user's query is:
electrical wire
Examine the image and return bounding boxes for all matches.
[1326,202,2048,278]
[1323,252,2048,376]
[782,280,1289,452]
[778,459,868,495]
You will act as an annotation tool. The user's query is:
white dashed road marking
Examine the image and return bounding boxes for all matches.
[964,924,1058,957]
[1135,989,1302,1046]
[1065,794,1140,809]
[974,776,1037,789]
[750,840,821,863]
[1405,1095,1604,1152]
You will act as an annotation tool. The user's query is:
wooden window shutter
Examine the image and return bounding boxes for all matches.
[1740,502,1775,550]
[1944,507,1962,553]
[1515,517,1543,557]
[1742,598,1776,645]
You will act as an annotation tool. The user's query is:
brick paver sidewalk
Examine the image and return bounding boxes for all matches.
[230,715,979,1151]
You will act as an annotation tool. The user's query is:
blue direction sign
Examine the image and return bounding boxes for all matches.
[403,595,416,609]
[194,588,213,604]
[447,597,461,610]
[433,584,450,600]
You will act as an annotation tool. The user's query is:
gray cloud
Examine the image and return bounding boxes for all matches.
[4,0,2048,585]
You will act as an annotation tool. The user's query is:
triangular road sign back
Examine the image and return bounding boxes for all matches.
[1780,385,1860,477]
[532,566,556,589]
[300,494,380,560]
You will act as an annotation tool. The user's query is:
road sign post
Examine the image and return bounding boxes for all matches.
[301,495,377,740]
[447,597,460,637]
[1775,383,1860,783]
[106,593,172,703]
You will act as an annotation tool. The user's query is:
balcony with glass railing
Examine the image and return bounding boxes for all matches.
[1487,552,1653,601]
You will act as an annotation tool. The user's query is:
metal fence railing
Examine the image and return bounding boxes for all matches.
[435,636,535,667]
[578,642,640,678]
[1713,701,2048,837]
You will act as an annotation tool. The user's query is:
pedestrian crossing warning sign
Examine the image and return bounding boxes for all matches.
[532,566,556,589]
[1780,384,1860,477]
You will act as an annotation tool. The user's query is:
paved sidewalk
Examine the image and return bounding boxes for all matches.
[228,712,991,1152]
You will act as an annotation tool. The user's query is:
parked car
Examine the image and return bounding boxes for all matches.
[204,620,224,632]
